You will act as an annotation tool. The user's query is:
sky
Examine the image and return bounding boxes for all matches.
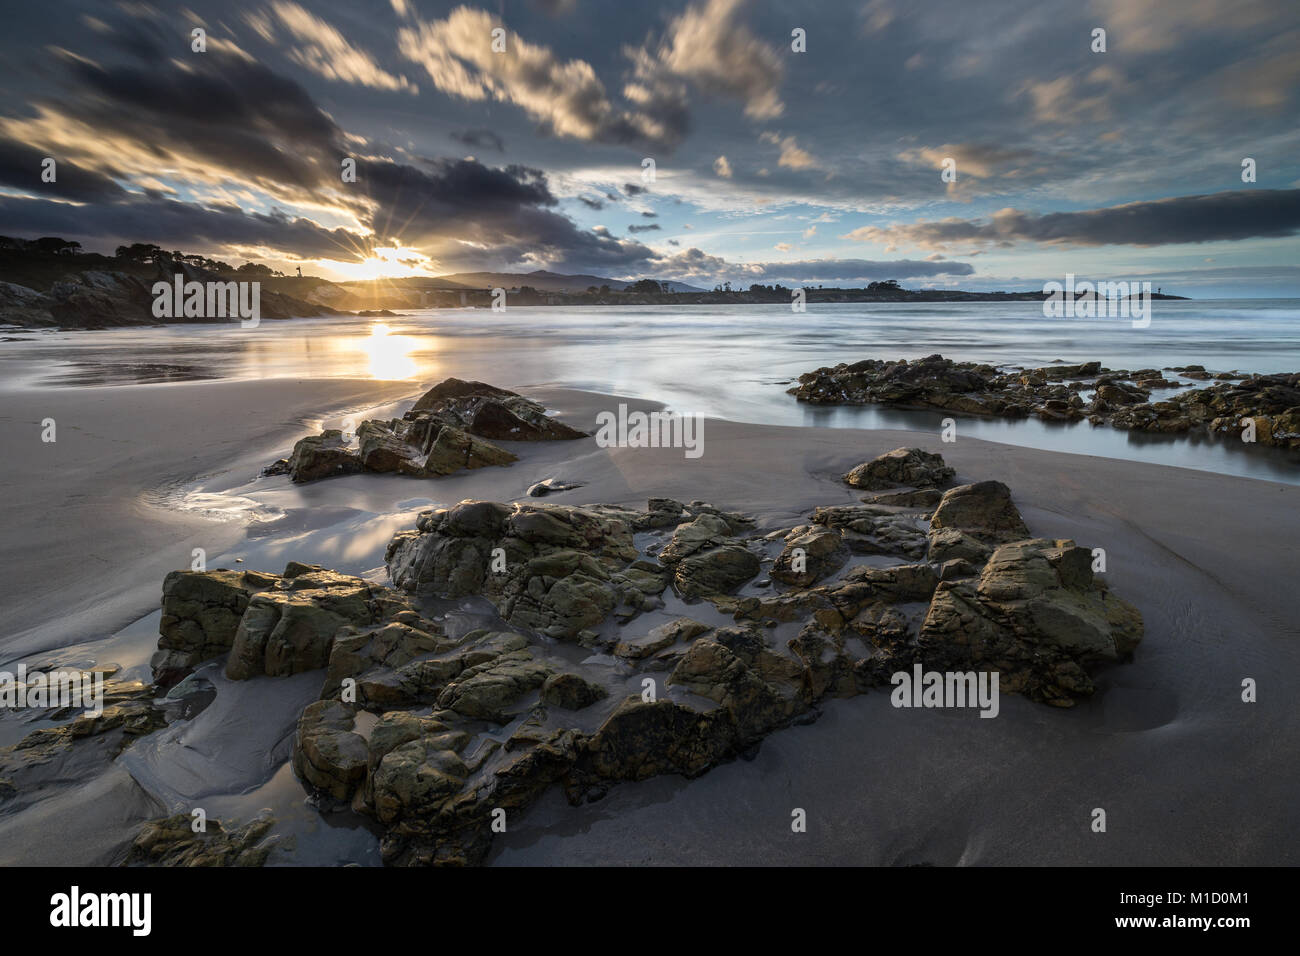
[0,0,1297,296]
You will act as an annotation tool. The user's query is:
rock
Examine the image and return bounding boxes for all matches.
[357,420,426,474]
[789,355,1298,454]
[470,398,587,441]
[293,700,368,801]
[125,811,278,866]
[926,528,992,563]
[153,568,277,686]
[770,526,847,586]
[225,570,381,680]
[929,481,1030,544]
[371,737,470,825]
[527,477,587,497]
[386,501,642,638]
[410,377,514,409]
[863,487,944,508]
[436,653,551,722]
[577,697,731,782]
[540,672,608,709]
[422,425,517,475]
[614,617,710,660]
[193,476,1148,867]
[274,378,593,484]
[288,430,362,483]
[673,545,761,599]
[916,538,1143,704]
[843,447,954,490]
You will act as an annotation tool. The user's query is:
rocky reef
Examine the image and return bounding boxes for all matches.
[114,447,1143,866]
[266,378,587,483]
[789,354,1300,449]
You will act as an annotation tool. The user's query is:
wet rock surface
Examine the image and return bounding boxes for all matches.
[125,448,1144,866]
[124,811,281,866]
[789,354,1300,449]
[274,379,586,483]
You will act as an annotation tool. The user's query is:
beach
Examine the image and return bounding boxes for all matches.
[0,370,1295,866]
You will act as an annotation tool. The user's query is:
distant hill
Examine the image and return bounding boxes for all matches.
[435,269,705,294]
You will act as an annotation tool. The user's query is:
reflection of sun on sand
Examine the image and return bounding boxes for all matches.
[357,322,418,380]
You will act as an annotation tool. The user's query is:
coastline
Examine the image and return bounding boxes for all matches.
[0,378,1295,865]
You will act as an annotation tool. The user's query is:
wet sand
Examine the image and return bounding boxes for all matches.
[0,378,1295,865]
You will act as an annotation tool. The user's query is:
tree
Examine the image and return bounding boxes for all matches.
[115,242,164,263]
[34,237,81,255]
[236,261,274,276]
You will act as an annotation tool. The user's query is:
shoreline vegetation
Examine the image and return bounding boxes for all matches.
[1,235,1189,330]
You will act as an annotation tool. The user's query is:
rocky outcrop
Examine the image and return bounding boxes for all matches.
[124,811,279,866]
[274,379,586,483]
[790,354,1300,450]
[843,447,955,491]
[131,475,1144,867]
[929,481,1031,544]
[916,539,1142,704]
[152,568,278,687]
[151,562,420,687]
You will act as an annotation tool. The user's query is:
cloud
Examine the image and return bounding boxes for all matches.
[397,6,688,151]
[577,196,605,209]
[450,128,506,152]
[713,155,733,178]
[0,30,660,275]
[774,242,793,251]
[1091,0,1279,53]
[760,132,817,169]
[628,223,661,233]
[646,248,974,284]
[0,139,126,202]
[896,143,1039,179]
[271,1,417,93]
[0,192,374,262]
[648,0,785,120]
[843,188,1300,249]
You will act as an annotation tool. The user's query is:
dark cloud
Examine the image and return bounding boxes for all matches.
[450,128,505,153]
[849,189,1300,249]
[628,223,661,233]
[0,193,373,261]
[0,26,659,274]
[577,196,605,210]
[623,183,646,196]
[0,140,125,202]
[641,211,658,218]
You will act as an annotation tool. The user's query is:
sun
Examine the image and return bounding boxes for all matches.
[328,244,434,281]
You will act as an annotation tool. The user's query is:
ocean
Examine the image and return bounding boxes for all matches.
[3,298,1298,482]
